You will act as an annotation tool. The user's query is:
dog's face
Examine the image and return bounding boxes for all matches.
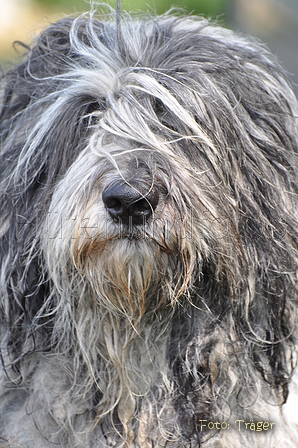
[45,139,225,320]
[1,10,298,447]
[40,17,243,321]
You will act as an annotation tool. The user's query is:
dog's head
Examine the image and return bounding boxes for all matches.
[1,9,298,443]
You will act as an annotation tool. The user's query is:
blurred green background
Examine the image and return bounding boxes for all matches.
[33,0,231,16]
[1,0,298,84]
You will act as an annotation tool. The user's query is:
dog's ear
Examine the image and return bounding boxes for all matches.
[0,19,101,192]
[0,18,103,367]
[0,18,74,129]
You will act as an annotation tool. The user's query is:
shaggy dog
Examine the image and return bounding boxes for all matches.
[0,6,298,448]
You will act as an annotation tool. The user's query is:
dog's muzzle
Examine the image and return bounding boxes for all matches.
[102,179,159,225]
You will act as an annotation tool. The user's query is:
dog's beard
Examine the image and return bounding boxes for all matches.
[43,208,199,439]
[44,199,194,321]
[73,222,196,323]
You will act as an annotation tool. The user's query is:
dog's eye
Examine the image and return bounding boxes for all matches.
[85,99,106,114]
[152,98,166,117]
[81,99,106,127]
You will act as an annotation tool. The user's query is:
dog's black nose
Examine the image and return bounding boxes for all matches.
[102,180,159,225]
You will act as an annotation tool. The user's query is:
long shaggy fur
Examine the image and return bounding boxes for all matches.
[1,7,298,447]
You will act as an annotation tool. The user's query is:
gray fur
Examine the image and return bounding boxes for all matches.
[1,7,298,448]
